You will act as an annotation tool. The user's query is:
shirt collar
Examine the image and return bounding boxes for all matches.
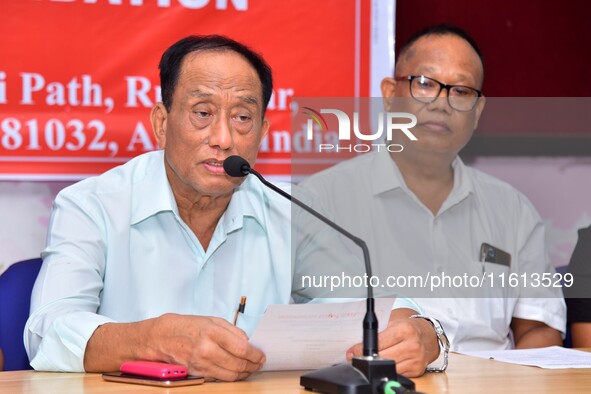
[131,150,178,225]
[220,175,267,234]
[443,156,475,209]
[370,150,407,196]
[370,150,475,206]
[130,152,267,233]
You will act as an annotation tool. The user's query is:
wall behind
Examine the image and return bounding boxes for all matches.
[0,181,70,273]
[395,0,591,97]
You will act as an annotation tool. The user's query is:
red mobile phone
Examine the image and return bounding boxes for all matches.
[102,372,204,387]
[120,361,188,379]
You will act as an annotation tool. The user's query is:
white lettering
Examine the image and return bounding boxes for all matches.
[353,112,383,141]
[20,73,105,108]
[66,78,81,105]
[271,130,290,152]
[125,76,155,108]
[47,0,248,10]
[267,88,294,111]
[307,109,418,143]
[81,75,103,106]
[46,82,65,106]
[0,71,6,104]
[294,124,339,153]
[317,143,405,153]
[293,126,315,152]
[178,0,208,8]
[214,0,247,10]
[259,130,290,153]
[386,112,417,140]
[20,73,45,105]
[127,121,155,151]
[320,109,350,140]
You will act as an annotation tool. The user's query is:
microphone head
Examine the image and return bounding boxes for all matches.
[223,155,251,177]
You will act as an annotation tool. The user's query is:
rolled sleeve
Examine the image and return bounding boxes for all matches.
[393,296,424,314]
[26,312,115,371]
[25,190,110,371]
[513,297,567,336]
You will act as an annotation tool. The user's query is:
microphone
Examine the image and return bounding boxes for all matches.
[223,156,417,394]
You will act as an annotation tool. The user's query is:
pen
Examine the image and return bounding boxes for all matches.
[233,296,247,326]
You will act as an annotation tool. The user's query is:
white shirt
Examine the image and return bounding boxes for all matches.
[25,150,417,371]
[301,149,566,351]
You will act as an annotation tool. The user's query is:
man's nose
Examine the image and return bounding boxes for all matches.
[438,86,450,98]
[208,117,233,150]
[428,87,452,111]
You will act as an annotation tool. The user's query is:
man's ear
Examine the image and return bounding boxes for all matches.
[473,95,486,130]
[261,117,270,141]
[381,77,398,97]
[381,77,398,110]
[151,102,168,149]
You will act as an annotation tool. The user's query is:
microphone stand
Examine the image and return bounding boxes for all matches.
[227,157,416,394]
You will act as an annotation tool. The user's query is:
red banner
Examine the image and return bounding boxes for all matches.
[0,0,393,180]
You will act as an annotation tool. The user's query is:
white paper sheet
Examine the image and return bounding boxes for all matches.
[249,299,394,371]
[459,346,591,369]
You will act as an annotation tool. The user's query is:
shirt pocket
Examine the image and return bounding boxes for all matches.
[479,261,514,298]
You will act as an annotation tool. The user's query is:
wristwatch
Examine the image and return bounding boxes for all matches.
[409,315,450,372]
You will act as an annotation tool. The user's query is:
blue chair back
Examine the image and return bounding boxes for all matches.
[0,258,42,371]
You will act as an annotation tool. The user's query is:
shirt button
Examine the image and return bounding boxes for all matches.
[447,308,453,315]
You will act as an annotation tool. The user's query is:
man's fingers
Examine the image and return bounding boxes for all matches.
[209,319,265,365]
[345,342,362,360]
[346,327,405,359]
[214,348,264,375]
[192,362,253,382]
[210,317,250,341]
[391,358,428,378]
[188,335,264,381]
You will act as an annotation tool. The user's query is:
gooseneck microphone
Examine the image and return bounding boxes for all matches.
[223,156,417,394]
[224,155,377,354]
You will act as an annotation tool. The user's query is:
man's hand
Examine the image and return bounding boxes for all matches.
[149,314,265,381]
[345,308,439,377]
[84,313,265,381]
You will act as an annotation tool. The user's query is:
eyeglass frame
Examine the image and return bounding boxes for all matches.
[394,75,483,112]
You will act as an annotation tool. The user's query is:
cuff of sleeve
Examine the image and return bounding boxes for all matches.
[513,298,567,336]
[31,312,115,372]
[392,296,424,315]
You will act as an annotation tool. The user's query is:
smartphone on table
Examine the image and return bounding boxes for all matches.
[102,361,204,387]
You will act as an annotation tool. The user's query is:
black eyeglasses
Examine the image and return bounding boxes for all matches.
[394,75,482,112]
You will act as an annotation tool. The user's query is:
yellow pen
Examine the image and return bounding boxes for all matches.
[233,296,247,326]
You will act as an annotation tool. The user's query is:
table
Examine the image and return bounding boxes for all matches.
[1,352,591,393]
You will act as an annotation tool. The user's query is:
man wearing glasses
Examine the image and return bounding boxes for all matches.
[301,24,566,358]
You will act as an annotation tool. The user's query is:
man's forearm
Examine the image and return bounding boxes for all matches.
[514,326,563,349]
[83,318,158,372]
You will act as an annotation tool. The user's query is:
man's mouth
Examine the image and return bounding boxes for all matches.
[418,121,451,132]
[203,160,226,173]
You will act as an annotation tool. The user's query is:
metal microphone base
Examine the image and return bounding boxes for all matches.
[300,356,416,394]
